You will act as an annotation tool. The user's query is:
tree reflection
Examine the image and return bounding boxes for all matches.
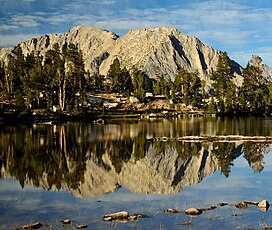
[0,124,87,190]
[0,122,271,196]
[210,142,240,177]
[243,142,268,173]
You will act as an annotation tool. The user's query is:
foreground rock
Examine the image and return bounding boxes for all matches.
[235,202,248,209]
[60,219,71,225]
[185,208,202,216]
[21,222,43,229]
[77,224,88,229]
[102,211,129,221]
[258,200,270,212]
[165,208,179,213]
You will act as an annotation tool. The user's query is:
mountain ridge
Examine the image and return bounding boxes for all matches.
[0,25,243,87]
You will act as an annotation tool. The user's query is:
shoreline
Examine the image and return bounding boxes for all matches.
[0,109,270,125]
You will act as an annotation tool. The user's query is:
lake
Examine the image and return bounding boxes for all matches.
[1,116,272,229]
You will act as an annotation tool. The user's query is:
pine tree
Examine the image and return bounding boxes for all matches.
[174,68,202,105]
[107,58,133,95]
[131,68,147,102]
[64,44,87,112]
[240,55,267,112]
[211,52,234,101]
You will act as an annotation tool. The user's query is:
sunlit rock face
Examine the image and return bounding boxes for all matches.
[1,142,266,198]
[59,143,220,197]
[0,26,242,88]
[120,145,219,195]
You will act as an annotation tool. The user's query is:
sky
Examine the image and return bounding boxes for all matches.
[1,0,272,67]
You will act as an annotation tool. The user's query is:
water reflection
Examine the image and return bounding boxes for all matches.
[1,117,272,198]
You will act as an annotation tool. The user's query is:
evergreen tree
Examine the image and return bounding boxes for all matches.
[21,52,44,108]
[46,43,66,111]
[131,68,148,102]
[240,55,267,112]
[64,44,87,112]
[174,68,202,105]
[211,52,233,101]
[6,46,25,94]
[0,63,4,92]
[107,58,133,95]
[90,73,105,92]
[153,76,170,97]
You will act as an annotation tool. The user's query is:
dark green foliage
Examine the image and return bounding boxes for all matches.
[243,142,266,173]
[15,90,25,111]
[171,68,202,106]
[210,142,237,177]
[90,73,105,92]
[210,52,238,113]
[108,58,133,95]
[154,75,170,97]
[239,55,268,112]
[0,43,87,113]
[211,52,233,99]
[131,68,151,102]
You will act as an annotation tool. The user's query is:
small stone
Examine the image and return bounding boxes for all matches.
[219,203,228,207]
[185,208,202,216]
[22,222,43,229]
[166,208,179,213]
[211,205,217,209]
[128,215,138,221]
[61,219,71,225]
[258,200,270,212]
[77,224,88,229]
[235,202,248,209]
[135,213,150,218]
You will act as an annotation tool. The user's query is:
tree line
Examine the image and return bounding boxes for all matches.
[0,43,271,114]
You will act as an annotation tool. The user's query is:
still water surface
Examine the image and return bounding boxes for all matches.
[1,116,272,229]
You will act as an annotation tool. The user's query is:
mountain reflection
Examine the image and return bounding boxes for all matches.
[0,119,271,197]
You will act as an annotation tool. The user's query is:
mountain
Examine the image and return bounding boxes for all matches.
[0,26,243,87]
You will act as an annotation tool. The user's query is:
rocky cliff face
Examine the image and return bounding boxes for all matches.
[261,64,272,81]
[0,26,242,87]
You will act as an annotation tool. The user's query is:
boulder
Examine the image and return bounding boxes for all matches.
[258,200,270,212]
[77,224,88,229]
[102,211,129,221]
[129,96,139,103]
[165,208,179,213]
[235,202,248,209]
[21,222,43,229]
[60,219,71,225]
[185,208,202,216]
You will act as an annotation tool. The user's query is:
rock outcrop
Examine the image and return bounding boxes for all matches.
[0,25,242,87]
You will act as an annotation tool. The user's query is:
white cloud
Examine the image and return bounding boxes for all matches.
[231,47,272,67]
[10,15,40,27]
[0,25,18,30]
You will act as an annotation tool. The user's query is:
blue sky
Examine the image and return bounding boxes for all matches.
[1,0,272,67]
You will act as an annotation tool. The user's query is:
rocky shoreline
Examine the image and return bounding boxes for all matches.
[17,199,270,229]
